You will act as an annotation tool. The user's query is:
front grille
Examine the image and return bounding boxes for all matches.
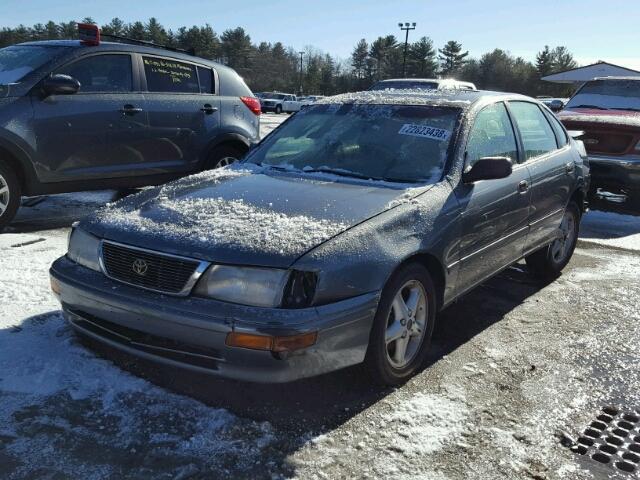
[101,241,202,294]
[582,131,635,155]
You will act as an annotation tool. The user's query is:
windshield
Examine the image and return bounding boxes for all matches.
[246,103,460,183]
[370,80,439,91]
[0,45,68,85]
[566,79,640,111]
[264,93,286,100]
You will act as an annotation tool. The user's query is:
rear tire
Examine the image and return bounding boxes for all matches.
[204,145,245,170]
[526,201,580,279]
[364,263,436,386]
[0,160,20,231]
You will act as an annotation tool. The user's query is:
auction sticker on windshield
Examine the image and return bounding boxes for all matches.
[398,124,450,141]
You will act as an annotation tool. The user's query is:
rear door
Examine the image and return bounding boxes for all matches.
[140,54,220,172]
[507,101,574,251]
[31,52,147,182]
[454,101,532,291]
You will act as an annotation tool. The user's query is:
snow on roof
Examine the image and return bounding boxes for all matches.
[316,90,493,108]
[542,62,640,84]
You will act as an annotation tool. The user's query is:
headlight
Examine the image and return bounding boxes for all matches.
[67,227,101,271]
[194,265,289,307]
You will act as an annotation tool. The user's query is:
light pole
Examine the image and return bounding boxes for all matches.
[398,22,416,78]
[298,51,304,95]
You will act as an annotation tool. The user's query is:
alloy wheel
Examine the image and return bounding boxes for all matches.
[214,157,237,169]
[0,172,9,216]
[551,210,576,264]
[385,279,428,369]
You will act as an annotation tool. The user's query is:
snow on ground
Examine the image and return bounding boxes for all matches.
[579,209,640,251]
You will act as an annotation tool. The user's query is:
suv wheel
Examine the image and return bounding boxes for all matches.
[0,161,20,230]
[275,104,282,114]
[205,145,244,170]
[365,263,436,386]
[526,201,580,279]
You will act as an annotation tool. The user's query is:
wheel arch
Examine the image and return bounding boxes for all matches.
[391,252,446,312]
[201,134,250,167]
[0,142,32,194]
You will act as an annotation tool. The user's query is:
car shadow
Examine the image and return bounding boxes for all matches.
[77,261,552,434]
[6,191,120,233]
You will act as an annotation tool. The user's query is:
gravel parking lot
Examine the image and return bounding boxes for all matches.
[1,113,640,479]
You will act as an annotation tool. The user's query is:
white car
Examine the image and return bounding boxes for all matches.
[369,78,477,92]
[299,95,326,107]
[259,93,302,114]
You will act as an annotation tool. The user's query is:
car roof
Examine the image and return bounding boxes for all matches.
[14,40,226,69]
[591,76,640,81]
[317,89,526,110]
[378,78,441,83]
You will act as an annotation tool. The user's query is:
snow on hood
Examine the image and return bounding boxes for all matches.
[559,109,640,128]
[83,164,425,268]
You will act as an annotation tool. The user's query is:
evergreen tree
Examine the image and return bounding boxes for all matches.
[551,46,578,72]
[407,36,437,78]
[438,40,468,76]
[351,39,369,80]
[535,45,554,77]
[101,18,126,37]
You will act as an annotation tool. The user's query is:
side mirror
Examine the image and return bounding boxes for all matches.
[42,74,81,96]
[463,156,513,183]
[549,99,564,112]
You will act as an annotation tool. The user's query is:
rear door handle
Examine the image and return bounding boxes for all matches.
[565,162,575,174]
[119,104,143,115]
[200,104,218,114]
[518,180,529,193]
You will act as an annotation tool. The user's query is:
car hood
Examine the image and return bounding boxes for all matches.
[559,108,640,130]
[82,165,431,268]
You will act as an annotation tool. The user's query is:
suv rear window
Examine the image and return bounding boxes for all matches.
[143,56,199,93]
[55,54,132,93]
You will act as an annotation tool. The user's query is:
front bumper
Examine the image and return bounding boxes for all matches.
[588,154,640,194]
[50,256,378,383]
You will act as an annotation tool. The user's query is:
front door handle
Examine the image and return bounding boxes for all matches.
[518,180,529,193]
[200,104,218,114]
[565,162,575,174]
[119,104,143,115]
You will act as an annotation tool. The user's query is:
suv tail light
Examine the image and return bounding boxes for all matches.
[240,96,261,115]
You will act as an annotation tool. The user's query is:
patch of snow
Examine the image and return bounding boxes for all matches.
[560,111,640,128]
[579,210,640,251]
[316,90,473,108]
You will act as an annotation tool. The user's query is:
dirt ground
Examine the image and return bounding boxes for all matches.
[1,114,640,479]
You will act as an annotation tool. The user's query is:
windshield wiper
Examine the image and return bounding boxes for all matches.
[569,104,609,110]
[301,167,383,181]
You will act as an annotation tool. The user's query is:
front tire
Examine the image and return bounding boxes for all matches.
[365,263,436,386]
[0,161,20,230]
[526,201,580,279]
[275,104,282,114]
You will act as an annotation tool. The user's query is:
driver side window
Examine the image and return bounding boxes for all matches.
[466,102,518,167]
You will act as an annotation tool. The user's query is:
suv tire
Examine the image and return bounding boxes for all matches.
[526,201,580,279]
[275,104,283,114]
[205,145,245,170]
[0,160,20,230]
[364,263,436,386]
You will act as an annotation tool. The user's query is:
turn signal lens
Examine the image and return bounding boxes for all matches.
[225,331,317,352]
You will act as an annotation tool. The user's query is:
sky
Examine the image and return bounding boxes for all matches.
[2,0,639,69]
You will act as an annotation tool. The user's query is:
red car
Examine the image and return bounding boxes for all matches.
[558,77,640,208]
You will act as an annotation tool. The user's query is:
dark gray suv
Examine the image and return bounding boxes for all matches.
[50,90,589,385]
[0,40,261,228]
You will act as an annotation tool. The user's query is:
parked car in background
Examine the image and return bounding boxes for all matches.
[0,26,261,229]
[50,90,588,385]
[558,77,640,208]
[369,78,477,92]
[299,95,326,107]
[259,92,301,113]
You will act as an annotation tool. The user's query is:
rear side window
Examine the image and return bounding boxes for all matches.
[509,101,558,160]
[197,66,214,94]
[55,54,132,93]
[466,102,518,166]
[143,56,199,93]
[543,109,568,147]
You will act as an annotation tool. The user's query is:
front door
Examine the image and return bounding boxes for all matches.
[140,55,220,173]
[31,53,147,182]
[454,102,532,292]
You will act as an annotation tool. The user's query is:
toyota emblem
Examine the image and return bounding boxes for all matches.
[132,258,149,276]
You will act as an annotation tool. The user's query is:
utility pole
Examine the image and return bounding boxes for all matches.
[298,51,304,95]
[398,22,416,78]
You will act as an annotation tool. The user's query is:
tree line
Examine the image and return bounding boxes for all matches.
[0,17,578,96]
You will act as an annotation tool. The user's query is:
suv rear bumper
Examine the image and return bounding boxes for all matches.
[50,256,378,383]
[589,154,640,194]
